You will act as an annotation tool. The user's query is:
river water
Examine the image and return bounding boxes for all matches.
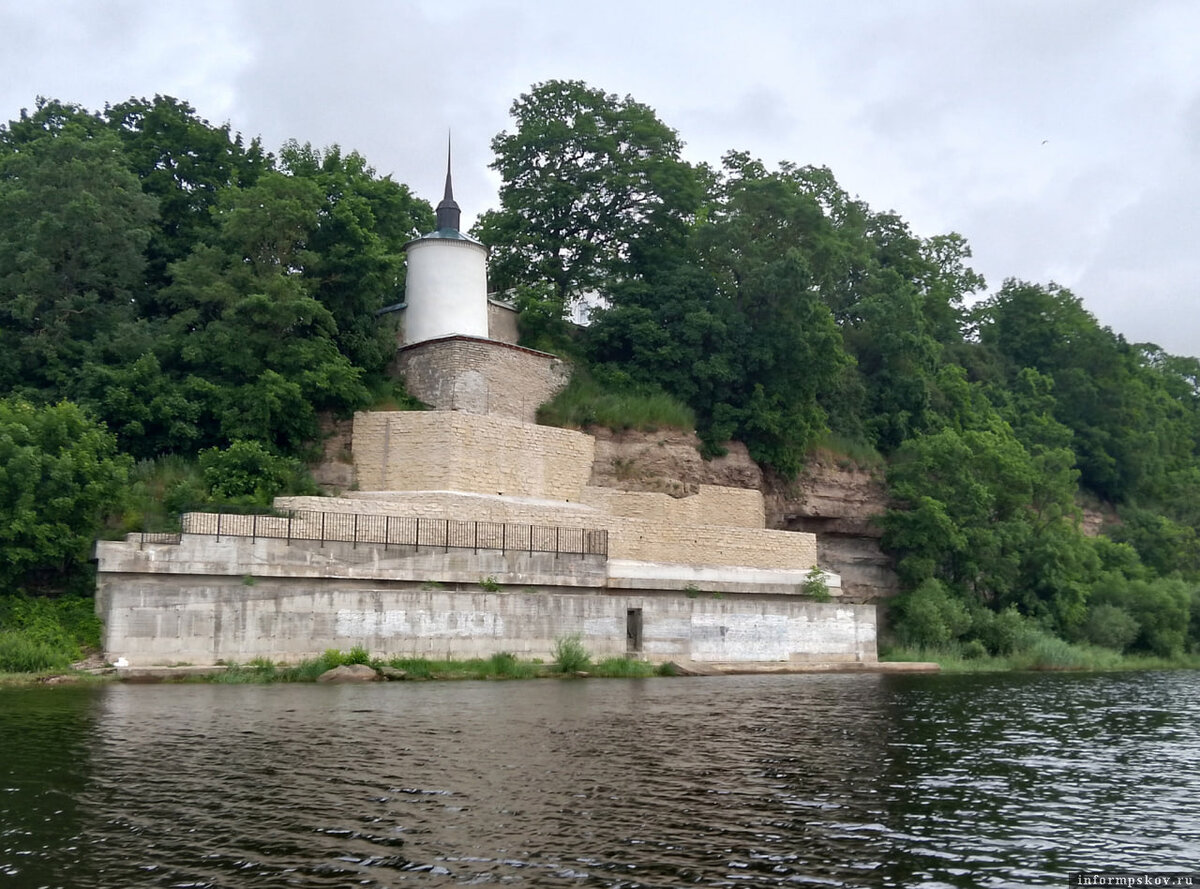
[1,671,1197,888]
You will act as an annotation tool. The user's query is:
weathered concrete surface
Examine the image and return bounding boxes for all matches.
[606,559,840,597]
[95,535,609,588]
[95,570,877,668]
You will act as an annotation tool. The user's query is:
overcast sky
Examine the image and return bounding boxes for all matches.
[3,0,1197,356]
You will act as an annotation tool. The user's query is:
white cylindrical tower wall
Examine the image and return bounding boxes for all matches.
[403,237,489,345]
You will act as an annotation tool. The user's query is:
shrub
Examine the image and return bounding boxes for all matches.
[197,440,317,507]
[1090,574,1190,657]
[893,579,971,648]
[0,594,100,668]
[971,606,1026,656]
[960,639,988,660]
[802,566,832,602]
[1081,603,1140,652]
[592,657,655,678]
[486,651,536,679]
[0,631,72,673]
[479,576,501,592]
[553,633,591,673]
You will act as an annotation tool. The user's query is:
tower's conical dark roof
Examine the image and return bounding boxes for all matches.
[403,135,484,250]
[435,135,461,232]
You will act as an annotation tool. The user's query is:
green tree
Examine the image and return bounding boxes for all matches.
[587,153,854,474]
[160,172,369,451]
[104,95,270,291]
[0,399,130,590]
[476,79,702,307]
[974,280,1167,503]
[279,141,433,372]
[0,113,158,398]
[198,440,316,507]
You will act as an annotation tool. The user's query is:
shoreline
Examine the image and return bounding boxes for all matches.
[5,656,941,686]
[9,652,1200,686]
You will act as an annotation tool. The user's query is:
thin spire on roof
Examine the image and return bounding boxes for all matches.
[435,132,461,232]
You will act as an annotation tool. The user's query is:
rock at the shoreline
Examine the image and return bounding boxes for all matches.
[663,660,723,676]
[316,664,381,683]
[378,666,408,681]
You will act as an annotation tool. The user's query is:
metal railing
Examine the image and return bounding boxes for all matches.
[167,510,607,558]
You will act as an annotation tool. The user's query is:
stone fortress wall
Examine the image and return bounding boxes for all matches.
[393,336,570,425]
[351,411,593,498]
[320,411,817,571]
[92,157,876,670]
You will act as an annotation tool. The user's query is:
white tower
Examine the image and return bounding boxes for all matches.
[401,140,489,345]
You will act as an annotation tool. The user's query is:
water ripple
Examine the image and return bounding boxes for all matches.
[1,672,1198,887]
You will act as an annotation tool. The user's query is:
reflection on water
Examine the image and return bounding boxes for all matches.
[1,671,1198,887]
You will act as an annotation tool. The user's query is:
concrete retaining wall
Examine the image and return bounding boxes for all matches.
[94,535,873,667]
[96,574,875,667]
[487,299,519,345]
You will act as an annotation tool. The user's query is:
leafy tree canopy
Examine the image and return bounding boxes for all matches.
[0,399,131,591]
[475,79,702,307]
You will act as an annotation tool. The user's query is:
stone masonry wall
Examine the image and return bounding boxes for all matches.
[314,485,766,534]
[487,300,519,345]
[274,492,816,571]
[578,485,765,529]
[352,411,595,499]
[394,336,570,423]
[607,523,816,571]
[277,493,603,527]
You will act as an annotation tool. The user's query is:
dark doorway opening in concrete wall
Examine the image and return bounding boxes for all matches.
[626,608,643,654]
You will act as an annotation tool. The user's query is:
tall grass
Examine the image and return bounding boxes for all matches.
[808,432,885,471]
[537,371,694,433]
[591,656,656,678]
[553,634,591,673]
[386,653,540,680]
[881,634,1200,672]
[0,594,101,672]
[0,631,74,673]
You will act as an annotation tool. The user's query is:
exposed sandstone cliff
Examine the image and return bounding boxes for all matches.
[587,427,763,495]
[762,457,898,604]
[585,429,898,603]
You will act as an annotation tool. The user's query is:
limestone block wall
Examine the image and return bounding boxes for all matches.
[272,495,815,572]
[608,523,816,571]
[394,336,570,423]
[487,299,519,345]
[578,485,765,529]
[277,493,603,528]
[352,411,595,499]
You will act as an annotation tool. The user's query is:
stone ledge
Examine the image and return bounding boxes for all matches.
[605,559,841,596]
